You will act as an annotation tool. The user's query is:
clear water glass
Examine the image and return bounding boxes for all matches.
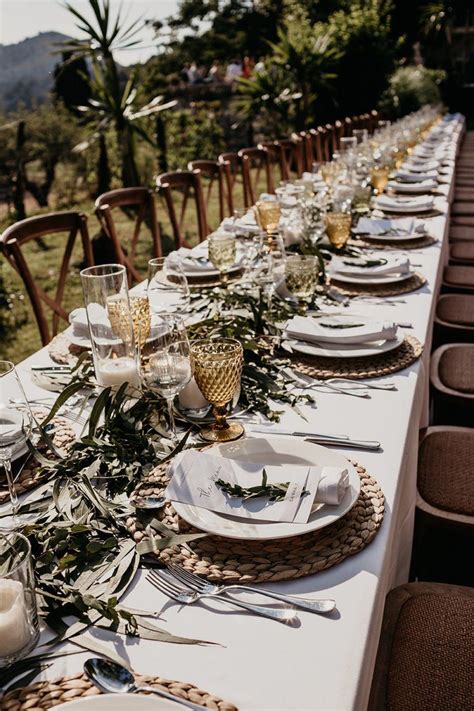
[148,257,190,316]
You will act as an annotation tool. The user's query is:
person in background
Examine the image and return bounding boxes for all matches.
[242,55,254,79]
[225,58,242,84]
[209,60,225,83]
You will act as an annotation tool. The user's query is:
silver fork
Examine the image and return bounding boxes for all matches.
[283,368,370,399]
[289,370,397,392]
[146,570,298,624]
[166,563,336,615]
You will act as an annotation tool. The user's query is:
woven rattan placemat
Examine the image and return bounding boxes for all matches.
[330,272,426,297]
[127,461,384,584]
[1,671,238,710]
[0,416,75,505]
[288,335,423,381]
[48,333,88,365]
[351,234,437,250]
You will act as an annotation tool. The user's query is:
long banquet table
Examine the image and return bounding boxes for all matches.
[6,114,464,710]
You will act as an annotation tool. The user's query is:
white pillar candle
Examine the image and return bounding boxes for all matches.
[0,579,31,656]
[97,357,140,388]
[178,377,209,410]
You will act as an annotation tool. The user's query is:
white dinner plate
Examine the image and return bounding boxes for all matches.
[374,201,434,214]
[286,330,405,358]
[361,232,427,243]
[54,694,177,710]
[329,270,413,285]
[181,261,243,278]
[172,437,360,541]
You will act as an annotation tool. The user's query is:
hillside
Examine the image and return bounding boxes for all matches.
[0,31,70,111]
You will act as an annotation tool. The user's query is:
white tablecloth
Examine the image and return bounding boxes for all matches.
[4,115,464,710]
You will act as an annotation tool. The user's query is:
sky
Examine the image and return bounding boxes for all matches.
[0,0,179,65]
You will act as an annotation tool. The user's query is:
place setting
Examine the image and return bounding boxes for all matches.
[350,215,437,250]
[326,251,427,296]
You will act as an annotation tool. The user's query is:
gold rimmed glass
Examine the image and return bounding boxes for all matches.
[255,201,281,234]
[285,255,318,309]
[208,233,237,285]
[326,212,352,250]
[191,338,244,443]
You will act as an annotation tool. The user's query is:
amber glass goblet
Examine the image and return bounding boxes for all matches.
[326,212,352,250]
[191,338,244,442]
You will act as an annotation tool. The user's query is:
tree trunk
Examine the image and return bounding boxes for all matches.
[97,131,111,196]
[12,121,26,220]
[117,123,139,187]
[155,115,168,173]
[25,157,58,208]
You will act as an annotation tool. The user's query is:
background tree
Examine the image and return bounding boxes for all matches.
[53,52,92,116]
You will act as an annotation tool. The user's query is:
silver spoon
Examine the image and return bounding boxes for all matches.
[132,495,166,510]
[84,657,207,710]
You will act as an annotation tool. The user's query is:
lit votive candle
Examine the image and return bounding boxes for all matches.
[97,357,140,388]
[178,377,209,410]
[0,579,32,657]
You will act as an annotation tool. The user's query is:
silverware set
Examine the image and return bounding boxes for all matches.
[283,367,397,401]
[147,564,336,624]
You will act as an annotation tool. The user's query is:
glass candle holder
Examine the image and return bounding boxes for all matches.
[208,233,237,285]
[0,532,39,667]
[326,212,352,250]
[191,338,244,443]
[80,264,140,390]
[285,255,318,305]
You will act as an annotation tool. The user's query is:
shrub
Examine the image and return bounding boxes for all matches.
[379,65,446,118]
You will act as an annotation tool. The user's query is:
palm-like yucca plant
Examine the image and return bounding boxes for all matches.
[62,0,176,186]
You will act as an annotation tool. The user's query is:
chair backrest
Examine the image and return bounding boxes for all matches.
[156,170,209,247]
[311,127,332,162]
[0,211,93,346]
[188,160,230,225]
[95,187,162,286]
[218,151,243,213]
[238,147,273,207]
[332,120,344,152]
[295,131,315,172]
[279,136,304,178]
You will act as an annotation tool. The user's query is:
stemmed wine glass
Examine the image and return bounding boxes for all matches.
[208,232,237,286]
[140,316,192,442]
[0,362,33,521]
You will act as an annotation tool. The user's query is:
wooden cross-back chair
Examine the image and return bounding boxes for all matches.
[275,137,305,180]
[238,146,274,207]
[156,170,209,247]
[0,212,93,346]
[217,152,243,213]
[187,160,230,226]
[95,187,161,286]
[294,131,315,172]
[311,126,332,162]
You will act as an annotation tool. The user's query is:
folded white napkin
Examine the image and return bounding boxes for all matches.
[316,466,349,506]
[170,243,212,272]
[374,194,434,212]
[302,171,326,186]
[395,169,438,182]
[387,179,437,193]
[69,304,110,338]
[353,217,415,236]
[221,213,260,235]
[330,255,411,278]
[285,315,398,345]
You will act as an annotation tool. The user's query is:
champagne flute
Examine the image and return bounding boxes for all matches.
[208,232,237,286]
[141,317,192,442]
[191,338,244,443]
[0,362,32,521]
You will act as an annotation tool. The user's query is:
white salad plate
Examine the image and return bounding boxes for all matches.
[172,437,360,541]
[54,695,177,710]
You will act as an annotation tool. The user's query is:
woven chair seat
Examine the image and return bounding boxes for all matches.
[436,294,474,328]
[454,188,474,201]
[444,265,474,288]
[450,241,474,264]
[369,582,474,711]
[452,201,474,216]
[418,429,474,515]
[451,216,474,227]
[449,225,474,241]
[438,345,474,394]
